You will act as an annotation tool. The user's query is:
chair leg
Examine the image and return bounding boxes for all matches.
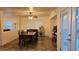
[19,40,24,47]
[19,40,21,46]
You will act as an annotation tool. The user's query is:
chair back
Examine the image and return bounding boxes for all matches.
[27,29,38,36]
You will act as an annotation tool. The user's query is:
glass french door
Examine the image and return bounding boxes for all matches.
[75,8,79,51]
[60,8,71,51]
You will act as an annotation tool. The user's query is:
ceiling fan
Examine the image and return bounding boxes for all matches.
[26,7,38,19]
[25,7,47,19]
[12,7,47,18]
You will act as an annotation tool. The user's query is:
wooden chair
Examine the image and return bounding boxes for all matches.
[18,33,31,47]
[18,29,38,47]
[27,29,38,42]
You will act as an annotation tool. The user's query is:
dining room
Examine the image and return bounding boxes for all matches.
[0,7,57,51]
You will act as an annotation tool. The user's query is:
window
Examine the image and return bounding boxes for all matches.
[3,20,13,31]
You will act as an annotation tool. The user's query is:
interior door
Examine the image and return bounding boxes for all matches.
[60,8,72,51]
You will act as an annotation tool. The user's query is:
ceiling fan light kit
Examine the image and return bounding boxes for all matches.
[28,16,33,20]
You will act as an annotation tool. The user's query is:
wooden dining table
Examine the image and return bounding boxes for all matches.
[23,32,36,36]
[19,31,37,46]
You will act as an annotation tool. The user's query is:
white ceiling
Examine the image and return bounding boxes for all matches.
[0,7,56,17]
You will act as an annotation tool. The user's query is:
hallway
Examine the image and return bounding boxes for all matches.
[0,37,56,51]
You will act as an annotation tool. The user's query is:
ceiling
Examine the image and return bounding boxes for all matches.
[0,7,56,17]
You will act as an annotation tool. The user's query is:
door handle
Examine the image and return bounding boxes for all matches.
[68,34,71,41]
[67,39,72,41]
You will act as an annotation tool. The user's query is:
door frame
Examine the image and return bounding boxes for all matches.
[71,8,76,51]
[60,8,72,51]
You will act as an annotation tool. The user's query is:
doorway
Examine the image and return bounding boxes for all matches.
[60,8,72,51]
[50,15,57,48]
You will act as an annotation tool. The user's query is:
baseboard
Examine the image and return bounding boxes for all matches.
[0,37,18,46]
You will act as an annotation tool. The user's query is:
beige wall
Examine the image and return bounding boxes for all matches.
[41,17,51,37]
[19,16,27,30]
[0,16,19,45]
[0,16,2,45]
[19,16,51,37]
[57,8,61,51]
[50,16,57,38]
[48,9,57,38]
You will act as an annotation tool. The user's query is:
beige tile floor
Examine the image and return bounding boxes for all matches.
[0,36,57,51]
